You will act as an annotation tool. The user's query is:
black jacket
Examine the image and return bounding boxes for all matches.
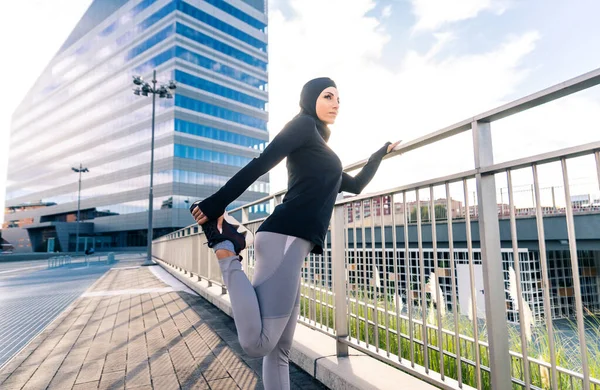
[197,114,390,254]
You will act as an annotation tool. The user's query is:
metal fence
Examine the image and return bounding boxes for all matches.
[153,67,600,390]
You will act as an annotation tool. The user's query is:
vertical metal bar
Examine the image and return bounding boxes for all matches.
[320,238,325,328]
[404,191,415,367]
[472,120,511,390]
[381,196,391,357]
[446,182,462,387]
[206,244,213,287]
[371,198,380,351]
[390,193,401,360]
[312,254,317,326]
[345,208,351,333]
[361,200,370,347]
[532,164,559,390]
[463,178,481,390]
[596,151,600,192]
[332,203,349,356]
[561,158,590,389]
[417,189,430,372]
[507,170,532,390]
[352,204,360,342]
[430,186,444,379]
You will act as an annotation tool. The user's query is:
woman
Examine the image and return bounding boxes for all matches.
[190,77,399,389]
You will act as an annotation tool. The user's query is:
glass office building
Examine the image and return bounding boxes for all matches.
[3,0,269,252]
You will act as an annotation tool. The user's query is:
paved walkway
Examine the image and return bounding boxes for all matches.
[0,266,327,389]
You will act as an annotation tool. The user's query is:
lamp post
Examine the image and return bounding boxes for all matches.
[132,70,176,266]
[71,163,89,254]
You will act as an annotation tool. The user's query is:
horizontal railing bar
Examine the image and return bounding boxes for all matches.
[343,67,600,172]
[335,169,478,205]
[475,67,600,123]
[480,140,600,175]
[343,119,473,172]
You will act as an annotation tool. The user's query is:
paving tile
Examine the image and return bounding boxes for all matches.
[125,359,151,388]
[47,369,80,390]
[104,351,127,373]
[98,370,125,390]
[151,373,180,389]
[207,377,239,389]
[213,346,245,370]
[76,359,105,384]
[201,359,229,382]
[175,365,208,390]
[73,380,100,389]
[229,366,262,390]
[149,353,176,378]
[1,365,38,388]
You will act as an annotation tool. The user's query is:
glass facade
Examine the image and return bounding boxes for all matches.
[4,0,269,252]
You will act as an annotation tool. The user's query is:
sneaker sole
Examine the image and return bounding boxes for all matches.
[222,212,254,248]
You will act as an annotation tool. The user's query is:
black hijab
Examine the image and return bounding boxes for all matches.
[297,77,337,142]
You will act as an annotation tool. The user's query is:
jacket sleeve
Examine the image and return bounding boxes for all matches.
[339,142,391,194]
[196,116,316,220]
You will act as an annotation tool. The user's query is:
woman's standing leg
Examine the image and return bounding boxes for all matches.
[262,284,301,390]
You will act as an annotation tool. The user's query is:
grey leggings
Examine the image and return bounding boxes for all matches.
[218,231,313,390]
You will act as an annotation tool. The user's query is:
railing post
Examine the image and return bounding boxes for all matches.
[207,244,213,288]
[331,202,349,357]
[472,120,511,390]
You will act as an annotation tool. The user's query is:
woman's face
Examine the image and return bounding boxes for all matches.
[315,87,339,125]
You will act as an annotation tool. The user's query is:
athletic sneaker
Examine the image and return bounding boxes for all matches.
[189,201,253,254]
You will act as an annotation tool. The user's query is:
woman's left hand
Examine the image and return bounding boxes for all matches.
[387,140,402,154]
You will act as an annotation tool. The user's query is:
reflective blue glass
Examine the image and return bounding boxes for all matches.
[205,0,266,31]
[178,2,266,51]
[100,21,118,37]
[174,119,265,148]
[174,70,266,109]
[126,24,174,60]
[139,1,177,31]
[174,144,252,166]
[132,48,175,74]
[176,95,267,130]
[131,0,160,17]
[176,23,267,70]
[174,47,266,88]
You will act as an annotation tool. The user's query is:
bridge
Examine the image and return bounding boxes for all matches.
[1,68,599,389]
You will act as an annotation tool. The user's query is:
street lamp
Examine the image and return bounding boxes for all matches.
[71,163,89,254]
[132,70,176,266]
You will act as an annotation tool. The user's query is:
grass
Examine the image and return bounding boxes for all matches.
[299,284,600,390]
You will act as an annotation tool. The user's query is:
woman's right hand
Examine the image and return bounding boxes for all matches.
[191,205,209,225]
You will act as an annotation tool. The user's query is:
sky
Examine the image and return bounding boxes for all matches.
[1,0,600,225]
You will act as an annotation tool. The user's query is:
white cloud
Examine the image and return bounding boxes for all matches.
[381,5,393,19]
[410,0,509,32]
[266,0,551,194]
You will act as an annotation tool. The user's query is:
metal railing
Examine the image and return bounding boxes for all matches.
[47,255,72,268]
[153,67,600,390]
